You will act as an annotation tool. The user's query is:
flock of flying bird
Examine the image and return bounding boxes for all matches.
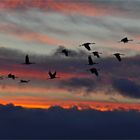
[61,37,133,77]
[0,37,134,83]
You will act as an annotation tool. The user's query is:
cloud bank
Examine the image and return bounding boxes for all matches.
[0,47,139,105]
[0,103,140,139]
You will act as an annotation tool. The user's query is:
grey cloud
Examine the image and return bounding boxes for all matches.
[0,5,140,56]
[59,77,98,93]
[112,78,140,98]
[0,46,140,99]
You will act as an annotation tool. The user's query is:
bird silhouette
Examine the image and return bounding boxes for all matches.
[8,73,18,80]
[113,53,124,61]
[20,80,30,83]
[79,42,95,51]
[88,67,99,77]
[48,71,59,79]
[92,51,102,58]
[119,37,133,43]
[23,55,35,65]
[88,55,98,65]
[61,49,69,56]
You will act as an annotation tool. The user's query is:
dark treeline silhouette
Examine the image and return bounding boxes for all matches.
[0,103,139,139]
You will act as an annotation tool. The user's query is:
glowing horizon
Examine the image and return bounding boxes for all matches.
[0,0,140,112]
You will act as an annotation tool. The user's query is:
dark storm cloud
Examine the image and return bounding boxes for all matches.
[112,78,140,98]
[0,46,90,79]
[0,46,140,99]
[59,77,98,93]
[0,47,25,60]
[0,103,140,139]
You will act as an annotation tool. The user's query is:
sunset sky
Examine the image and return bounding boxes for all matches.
[0,0,140,111]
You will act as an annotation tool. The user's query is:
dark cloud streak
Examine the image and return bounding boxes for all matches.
[0,47,140,99]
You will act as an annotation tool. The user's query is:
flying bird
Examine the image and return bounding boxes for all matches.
[23,55,35,65]
[61,49,69,56]
[119,37,133,43]
[48,71,59,79]
[20,80,30,83]
[92,51,102,58]
[88,55,98,65]
[113,53,124,61]
[79,42,95,51]
[88,67,99,77]
[8,73,18,80]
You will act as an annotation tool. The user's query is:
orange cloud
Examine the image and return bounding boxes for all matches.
[0,0,119,17]
[0,80,140,112]
[19,32,66,46]
[0,66,89,81]
[0,96,140,112]
[0,23,66,46]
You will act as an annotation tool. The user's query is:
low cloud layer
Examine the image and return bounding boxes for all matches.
[0,103,140,139]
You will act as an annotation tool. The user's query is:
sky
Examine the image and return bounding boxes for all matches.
[0,0,140,138]
[0,0,140,111]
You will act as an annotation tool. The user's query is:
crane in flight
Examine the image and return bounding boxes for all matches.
[92,51,102,58]
[48,71,59,79]
[8,73,18,80]
[119,37,133,43]
[20,80,30,83]
[23,55,35,65]
[79,42,95,51]
[88,67,99,77]
[87,55,98,65]
[113,53,124,62]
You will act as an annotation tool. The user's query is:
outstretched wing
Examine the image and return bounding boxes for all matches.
[96,53,100,58]
[85,44,91,51]
[52,71,56,77]
[121,37,128,43]
[94,70,99,76]
[48,71,53,77]
[88,56,93,64]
